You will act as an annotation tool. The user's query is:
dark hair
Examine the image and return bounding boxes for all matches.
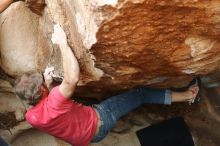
[25,0,46,16]
[14,72,43,105]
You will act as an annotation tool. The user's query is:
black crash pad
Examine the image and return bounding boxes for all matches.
[136,117,194,146]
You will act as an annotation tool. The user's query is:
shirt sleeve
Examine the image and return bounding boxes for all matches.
[46,86,73,113]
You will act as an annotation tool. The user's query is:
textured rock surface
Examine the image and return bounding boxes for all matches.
[11,129,70,146]
[0,79,25,121]
[43,0,220,98]
[0,2,40,76]
[1,0,220,97]
[1,1,220,145]
[0,79,27,143]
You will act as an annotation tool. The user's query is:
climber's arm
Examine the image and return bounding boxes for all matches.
[51,24,80,98]
[0,0,13,13]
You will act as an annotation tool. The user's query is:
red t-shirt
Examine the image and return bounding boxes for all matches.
[25,86,98,146]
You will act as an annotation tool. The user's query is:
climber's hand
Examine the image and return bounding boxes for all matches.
[43,67,54,88]
[51,24,67,47]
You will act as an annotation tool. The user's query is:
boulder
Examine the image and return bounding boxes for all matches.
[1,0,220,98]
[0,2,50,77]
[0,79,27,143]
[1,0,220,145]
[0,2,37,76]
[11,129,70,146]
[44,0,220,97]
[0,79,25,121]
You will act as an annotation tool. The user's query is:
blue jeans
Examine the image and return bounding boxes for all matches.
[0,137,9,146]
[92,87,172,142]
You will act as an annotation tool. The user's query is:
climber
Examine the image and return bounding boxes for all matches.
[14,24,200,146]
[0,0,46,15]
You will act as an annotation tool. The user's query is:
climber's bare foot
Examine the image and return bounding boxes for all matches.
[171,85,199,104]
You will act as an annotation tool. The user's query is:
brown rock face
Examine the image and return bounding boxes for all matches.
[0,2,39,76]
[46,0,220,97]
[1,0,220,98]
[1,1,220,145]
